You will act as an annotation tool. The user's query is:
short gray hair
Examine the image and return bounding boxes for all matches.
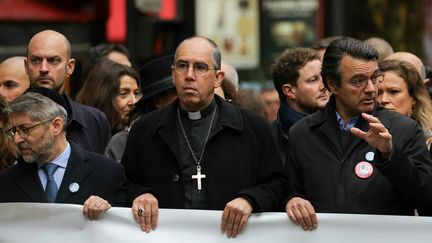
[9,92,67,130]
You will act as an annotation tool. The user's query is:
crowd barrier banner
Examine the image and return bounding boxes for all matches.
[0,203,431,242]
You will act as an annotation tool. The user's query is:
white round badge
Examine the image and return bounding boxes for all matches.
[365,152,375,162]
[69,182,80,193]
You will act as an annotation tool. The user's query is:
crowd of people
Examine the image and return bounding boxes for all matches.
[1,29,432,238]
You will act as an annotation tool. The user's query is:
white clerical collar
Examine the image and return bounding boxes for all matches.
[188,111,202,120]
[180,99,217,120]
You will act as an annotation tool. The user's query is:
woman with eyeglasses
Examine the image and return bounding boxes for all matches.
[377,59,432,149]
[76,59,142,135]
[0,96,18,171]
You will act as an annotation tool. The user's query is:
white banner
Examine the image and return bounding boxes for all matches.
[0,203,431,242]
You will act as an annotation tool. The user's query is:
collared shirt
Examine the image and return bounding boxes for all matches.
[37,142,71,190]
[336,111,359,131]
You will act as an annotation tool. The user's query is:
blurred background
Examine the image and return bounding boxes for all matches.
[0,0,429,95]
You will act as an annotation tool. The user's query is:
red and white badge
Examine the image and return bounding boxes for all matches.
[355,161,373,179]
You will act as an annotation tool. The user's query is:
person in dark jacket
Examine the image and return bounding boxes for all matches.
[271,47,329,165]
[285,37,432,230]
[25,30,111,154]
[122,36,288,238]
[0,92,128,220]
[104,55,178,162]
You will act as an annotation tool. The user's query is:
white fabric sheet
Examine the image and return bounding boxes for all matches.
[0,203,431,242]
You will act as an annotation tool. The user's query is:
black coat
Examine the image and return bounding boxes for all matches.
[0,142,128,206]
[286,97,432,215]
[122,97,288,212]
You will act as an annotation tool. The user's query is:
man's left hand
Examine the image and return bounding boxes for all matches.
[221,197,253,238]
[83,195,112,220]
[351,113,392,155]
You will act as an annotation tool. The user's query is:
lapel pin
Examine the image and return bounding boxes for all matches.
[68,182,80,193]
[355,161,374,179]
[365,151,375,161]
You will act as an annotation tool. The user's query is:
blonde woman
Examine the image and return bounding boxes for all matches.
[377,59,432,148]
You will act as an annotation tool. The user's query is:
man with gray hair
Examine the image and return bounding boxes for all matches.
[122,36,287,238]
[0,91,128,220]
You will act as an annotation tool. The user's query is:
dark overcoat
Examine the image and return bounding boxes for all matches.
[286,97,432,215]
[0,142,128,206]
[122,97,288,212]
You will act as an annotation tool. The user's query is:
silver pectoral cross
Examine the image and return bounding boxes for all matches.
[192,165,206,192]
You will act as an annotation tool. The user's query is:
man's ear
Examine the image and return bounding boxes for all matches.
[24,57,29,75]
[66,58,75,76]
[282,83,296,100]
[326,78,338,95]
[214,70,224,88]
[51,117,64,136]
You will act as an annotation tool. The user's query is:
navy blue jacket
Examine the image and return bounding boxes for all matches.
[64,95,111,154]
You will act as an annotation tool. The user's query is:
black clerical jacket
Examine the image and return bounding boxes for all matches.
[122,96,288,212]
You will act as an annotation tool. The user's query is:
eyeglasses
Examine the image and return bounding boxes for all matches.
[173,61,219,76]
[5,119,53,139]
[348,73,385,88]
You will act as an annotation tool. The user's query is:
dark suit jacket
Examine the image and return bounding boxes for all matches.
[0,142,128,206]
[286,96,432,215]
[122,96,288,212]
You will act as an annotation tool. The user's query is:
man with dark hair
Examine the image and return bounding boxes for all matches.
[122,36,287,238]
[285,37,432,230]
[271,47,329,164]
[25,30,111,154]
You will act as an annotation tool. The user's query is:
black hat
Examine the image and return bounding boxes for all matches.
[139,55,175,100]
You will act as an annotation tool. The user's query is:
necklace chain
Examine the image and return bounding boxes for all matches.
[177,106,217,167]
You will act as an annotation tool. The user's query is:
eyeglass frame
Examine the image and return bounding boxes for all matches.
[5,119,54,139]
[173,60,220,76]
[347,71,385,89]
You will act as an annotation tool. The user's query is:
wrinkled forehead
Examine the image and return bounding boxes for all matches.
[175,38,214,64]
[340,55,379,78]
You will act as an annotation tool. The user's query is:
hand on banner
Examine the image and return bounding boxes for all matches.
[286,196,317,231]
[83,195,112,220]
[132,193,159,233]
[350,113,392,156]
[221,197,253,238]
